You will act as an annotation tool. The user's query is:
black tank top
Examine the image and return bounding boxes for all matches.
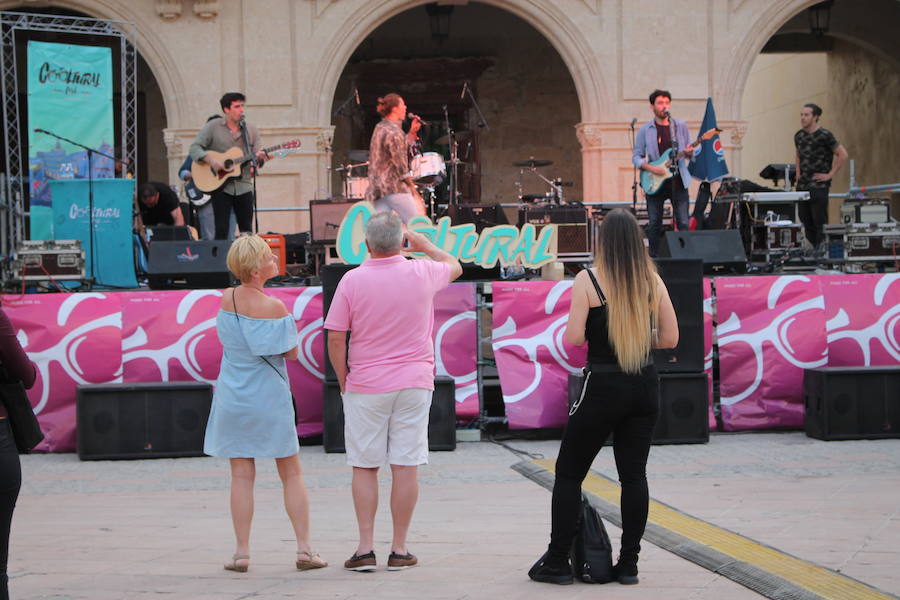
[583,269,617,365]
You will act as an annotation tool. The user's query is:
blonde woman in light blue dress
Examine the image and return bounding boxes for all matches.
[204,235,327,573]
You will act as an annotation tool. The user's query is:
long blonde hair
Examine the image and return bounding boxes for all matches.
[594,209,660,373]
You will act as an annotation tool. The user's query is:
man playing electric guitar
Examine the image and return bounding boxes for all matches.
[188,92,269,239]
[632,89,694,257]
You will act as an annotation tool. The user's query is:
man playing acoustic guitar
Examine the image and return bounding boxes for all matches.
[189,92,269,239]
[632,89,694,257]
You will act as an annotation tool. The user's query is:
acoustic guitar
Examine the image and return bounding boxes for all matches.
[191,139,301,192]
[640,128,721,195]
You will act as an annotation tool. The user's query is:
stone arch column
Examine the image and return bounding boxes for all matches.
[719,0,819,119]
[304,0,613,201]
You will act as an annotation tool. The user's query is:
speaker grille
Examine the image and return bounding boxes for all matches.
[76,382,212,460]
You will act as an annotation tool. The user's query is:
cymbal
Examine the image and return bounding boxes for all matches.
[348,150,369,163]
[513,158,552,168]
[435,130,473,145]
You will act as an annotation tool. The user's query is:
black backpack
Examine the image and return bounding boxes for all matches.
[571,495,614,583]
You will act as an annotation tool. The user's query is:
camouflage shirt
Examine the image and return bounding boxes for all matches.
[794,127,838,190]
[366,119,412,202]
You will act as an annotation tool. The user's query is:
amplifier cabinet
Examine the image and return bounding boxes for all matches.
[518,205,589,254]
[844,224,900,261]
[310,199,360,244]
[14,240,85,281]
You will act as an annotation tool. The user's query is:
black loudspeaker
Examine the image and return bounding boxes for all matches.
[656,373,709,444]
[566,371,708,444]
[518,205,590,254]
[147,240,232,289]
[658,230,746,274]
[146,225,193,242]
[320,264,358,381]
[310,199,359,244]
[447,203,508,232]
[804,366,900,440]
[653,258,703,372]
[76,382,213,460]
[323,376,457,453]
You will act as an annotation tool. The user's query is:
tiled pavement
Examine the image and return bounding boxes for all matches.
[8,431,900,599]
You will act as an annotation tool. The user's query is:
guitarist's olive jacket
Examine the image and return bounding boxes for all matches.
[189,116,262,197]
[631,118,692,190]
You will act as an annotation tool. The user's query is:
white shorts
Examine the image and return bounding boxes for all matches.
[342,388,432,467]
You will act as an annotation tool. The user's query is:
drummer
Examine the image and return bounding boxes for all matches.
[365,93,426,223]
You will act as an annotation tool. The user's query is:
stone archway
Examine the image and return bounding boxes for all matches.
[305,0,613,201]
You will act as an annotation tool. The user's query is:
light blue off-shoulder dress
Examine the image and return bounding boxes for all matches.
[204,310,300,458]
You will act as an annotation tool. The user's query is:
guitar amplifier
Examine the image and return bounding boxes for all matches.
[13,240,85,281]
[447,203,507,232]
[518,205,589,254]
[310,198,359,244]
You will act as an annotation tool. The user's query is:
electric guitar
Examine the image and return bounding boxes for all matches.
[640,128,721,194]
[191,139,301,192]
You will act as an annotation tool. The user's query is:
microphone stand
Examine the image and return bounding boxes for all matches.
[332,88,357,118]
[629,119,638,212]
[34,129,116,287]
[462,82,489,131]
[239,118,259,235]
[668,113,679,230]
[442,104,457,205]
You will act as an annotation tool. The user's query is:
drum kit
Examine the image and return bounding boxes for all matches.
[513,157,572,205]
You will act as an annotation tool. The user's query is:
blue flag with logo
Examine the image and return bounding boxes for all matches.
[689,97,728,182]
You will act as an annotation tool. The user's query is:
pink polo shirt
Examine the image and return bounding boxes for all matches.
[323,255,452,393]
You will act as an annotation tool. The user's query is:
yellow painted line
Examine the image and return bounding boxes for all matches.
[533,459,893,600]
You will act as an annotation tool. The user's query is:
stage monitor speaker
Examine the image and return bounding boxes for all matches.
[567,371,708,444]
[323,376,457,453]
[658,230,746,274]
[804,366,900,440]
[519,205,589,254]
[147,240,232,290]
[653,258,703,372]
[448,203,507,232]
[146,225,193,242]
[320,264,358,381]
[310,198,359,244]
[76,382,213,460]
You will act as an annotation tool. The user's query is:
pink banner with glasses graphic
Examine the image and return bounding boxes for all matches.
[3,283,478,452]
[4,274,897,450]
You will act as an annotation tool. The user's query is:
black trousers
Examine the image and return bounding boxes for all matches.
[646,179,690,257]
[798,186,829,247]
[0,419,21,600]
[548,365,659,564]
[211,190,254,239]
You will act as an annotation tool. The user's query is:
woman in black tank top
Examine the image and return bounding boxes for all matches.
[529,209,678,585]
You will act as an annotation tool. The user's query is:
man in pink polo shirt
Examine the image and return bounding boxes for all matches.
[324,211,462,572]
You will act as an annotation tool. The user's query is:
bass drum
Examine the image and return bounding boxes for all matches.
[344,177,369,200]
[411,152,446,185]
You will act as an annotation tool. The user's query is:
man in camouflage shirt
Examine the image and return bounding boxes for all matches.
[794,103,848,253]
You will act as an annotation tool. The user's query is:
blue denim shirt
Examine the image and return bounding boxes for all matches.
[632,119,692,189]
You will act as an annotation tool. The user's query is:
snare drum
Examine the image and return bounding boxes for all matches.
[345,177,369,200]
[411,152,446,185]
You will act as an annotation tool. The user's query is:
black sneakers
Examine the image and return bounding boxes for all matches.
[613,560,639,585]
[528,552,574,585]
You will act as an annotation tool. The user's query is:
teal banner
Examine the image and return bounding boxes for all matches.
[49,179,137,288]
[27,41,115,239]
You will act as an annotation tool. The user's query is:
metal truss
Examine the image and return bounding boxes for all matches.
[0,11,137,284]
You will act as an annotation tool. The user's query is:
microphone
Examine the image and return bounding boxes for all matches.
[630,118,637,128]
[34,128,47,134]
[663,110,670,117]
[460,81,468,100]
[409,113,428,126]
[354,88,360,105]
